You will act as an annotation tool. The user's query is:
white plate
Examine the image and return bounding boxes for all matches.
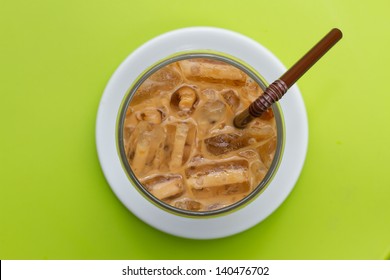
[96,27,308,239]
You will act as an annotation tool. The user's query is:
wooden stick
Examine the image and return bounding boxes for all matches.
[234,28,342,128]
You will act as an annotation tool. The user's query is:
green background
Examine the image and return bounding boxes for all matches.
[1,0,389,259]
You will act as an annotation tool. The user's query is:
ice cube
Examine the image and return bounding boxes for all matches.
[238,149,259,159]
[130,132,155,176]
[165,122,196,170]
[123,107,139,132]
[174,199,203,211]
[131,63,182,105]
[201,88,217,100]
[150,63,182,84]
[136,107,163,124]
[186,160,249,191]
[146,126,165,167]
[243,77,263,101]
[245,124,275,142]
[196,100,227,132]
[169,123,189,170]
[204,133,243,155]
[206,203,225,211]
[127,121,166,176]
[224,183,250,195]
[256,136,277,168]
[142,175,183,200]
[170,86,198,116]
[179,59,246,85]
[250,160,268,187]
[192,183,250,200]
[221,89,240,111]
[204,123,275,156]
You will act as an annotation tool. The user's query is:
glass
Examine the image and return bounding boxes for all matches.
[117,52,285,217]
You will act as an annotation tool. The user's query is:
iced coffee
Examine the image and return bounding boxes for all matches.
[122,58,277,212]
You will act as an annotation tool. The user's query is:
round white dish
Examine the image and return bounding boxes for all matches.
[96,27,308,239]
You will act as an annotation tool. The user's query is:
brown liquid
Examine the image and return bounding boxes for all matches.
[123,58,277,211]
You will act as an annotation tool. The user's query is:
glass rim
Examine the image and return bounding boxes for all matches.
[117,51,285,217]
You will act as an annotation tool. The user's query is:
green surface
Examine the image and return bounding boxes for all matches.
[1,0,389,260]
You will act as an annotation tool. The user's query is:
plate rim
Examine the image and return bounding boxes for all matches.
[96,26,308,239]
